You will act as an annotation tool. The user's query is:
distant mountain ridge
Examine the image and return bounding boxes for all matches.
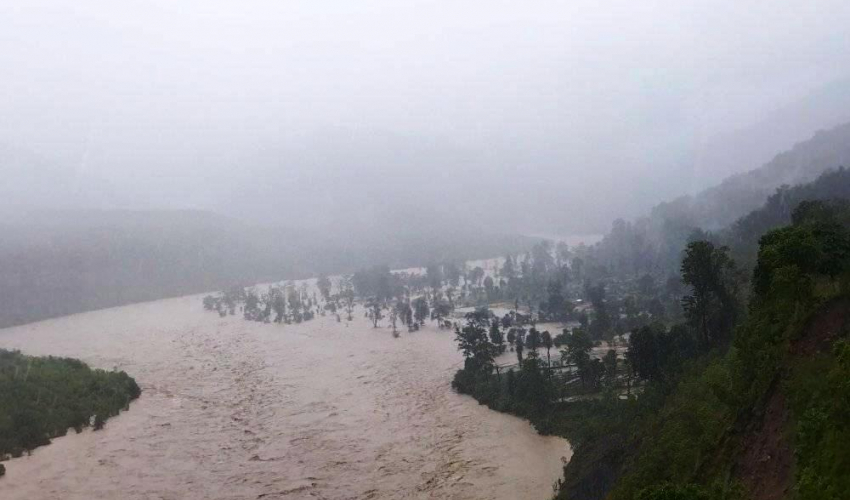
[0,208,536,328]
[685,78,850,188]
[592,121,850,277]
[654,121,850,230]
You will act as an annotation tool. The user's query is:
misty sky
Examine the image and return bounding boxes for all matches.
[2,0,850,234]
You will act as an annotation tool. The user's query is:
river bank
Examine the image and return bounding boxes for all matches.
[0,287,569,499]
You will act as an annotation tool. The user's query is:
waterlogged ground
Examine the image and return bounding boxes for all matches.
[0,291,569,499]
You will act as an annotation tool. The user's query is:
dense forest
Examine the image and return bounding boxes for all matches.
[0,349,141,475]
[444,143,850,497]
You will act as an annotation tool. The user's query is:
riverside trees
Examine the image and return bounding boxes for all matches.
[0,349,141,461]
[680,241,739,348]
[202,283,316,325]
[450,230,751,439]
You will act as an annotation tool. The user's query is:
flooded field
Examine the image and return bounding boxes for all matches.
[0,290,569,500]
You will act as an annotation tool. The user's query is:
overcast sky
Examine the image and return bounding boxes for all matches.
[2,0,850,233]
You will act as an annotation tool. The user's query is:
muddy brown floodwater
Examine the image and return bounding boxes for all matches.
[0,288,570,500]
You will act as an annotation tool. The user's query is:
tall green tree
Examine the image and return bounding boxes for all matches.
[489,322,505,353]
[680,240,738,349]
[454,322,496,374]
[526,328,542,359]
[541,330,553,367]
[515,331,525,367]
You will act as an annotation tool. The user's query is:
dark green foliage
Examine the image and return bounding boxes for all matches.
[543,280,572,321]
[453,319,497,375]
[0,349,141,461]
[726,167,850,265]
[526,328,542,358]
[586,283,613,340]
[627,324,699,382]
[785,340,850,500]
[600,209,850,500]
[635,483,722,500]
[752,214,850,301]
[449,191,850,500]
[562,328,592,366]
[680,241,739,349]
[542,330,553,366]
[489,322,505,353]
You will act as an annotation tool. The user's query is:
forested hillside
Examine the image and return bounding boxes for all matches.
[593,122,850,277]
[660,121,850,229]
[437,145,850,499]
[448,185,850,500]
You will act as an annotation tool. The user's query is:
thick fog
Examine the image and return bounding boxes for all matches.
[2,0,850,234]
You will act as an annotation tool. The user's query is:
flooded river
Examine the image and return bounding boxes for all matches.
[0,289,569,499]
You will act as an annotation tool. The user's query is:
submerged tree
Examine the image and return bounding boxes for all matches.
[489,322,505,353]
[515,331,525,367]
[368,300,383,328]
[270,287,286,323]
[317,275,332,302]
[412,297,429,326]
[506,328,517,351]
[432,299,452,327]
[541,330,553,367]
[341,276,356,321]
[426,263,443,291]
[586,282,612,340]
[526,327,541,359]
[389,305,399,337]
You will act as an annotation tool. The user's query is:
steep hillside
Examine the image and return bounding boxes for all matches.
[654,122,850,230]
[732,297,850,500]
[556,201,850,500]
[686,78,850,187]
[593,123,850,276]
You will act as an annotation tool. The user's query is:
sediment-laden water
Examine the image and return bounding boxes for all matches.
[0,289,569,499]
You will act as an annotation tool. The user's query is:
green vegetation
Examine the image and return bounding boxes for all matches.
[0,349,141,469]
[450,185,850,500]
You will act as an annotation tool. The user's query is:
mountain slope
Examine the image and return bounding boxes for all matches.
[686,78,850,188]
[655,121,850,231]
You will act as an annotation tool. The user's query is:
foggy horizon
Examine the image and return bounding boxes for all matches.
[5,3,850,499]
[3,0,850,235]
